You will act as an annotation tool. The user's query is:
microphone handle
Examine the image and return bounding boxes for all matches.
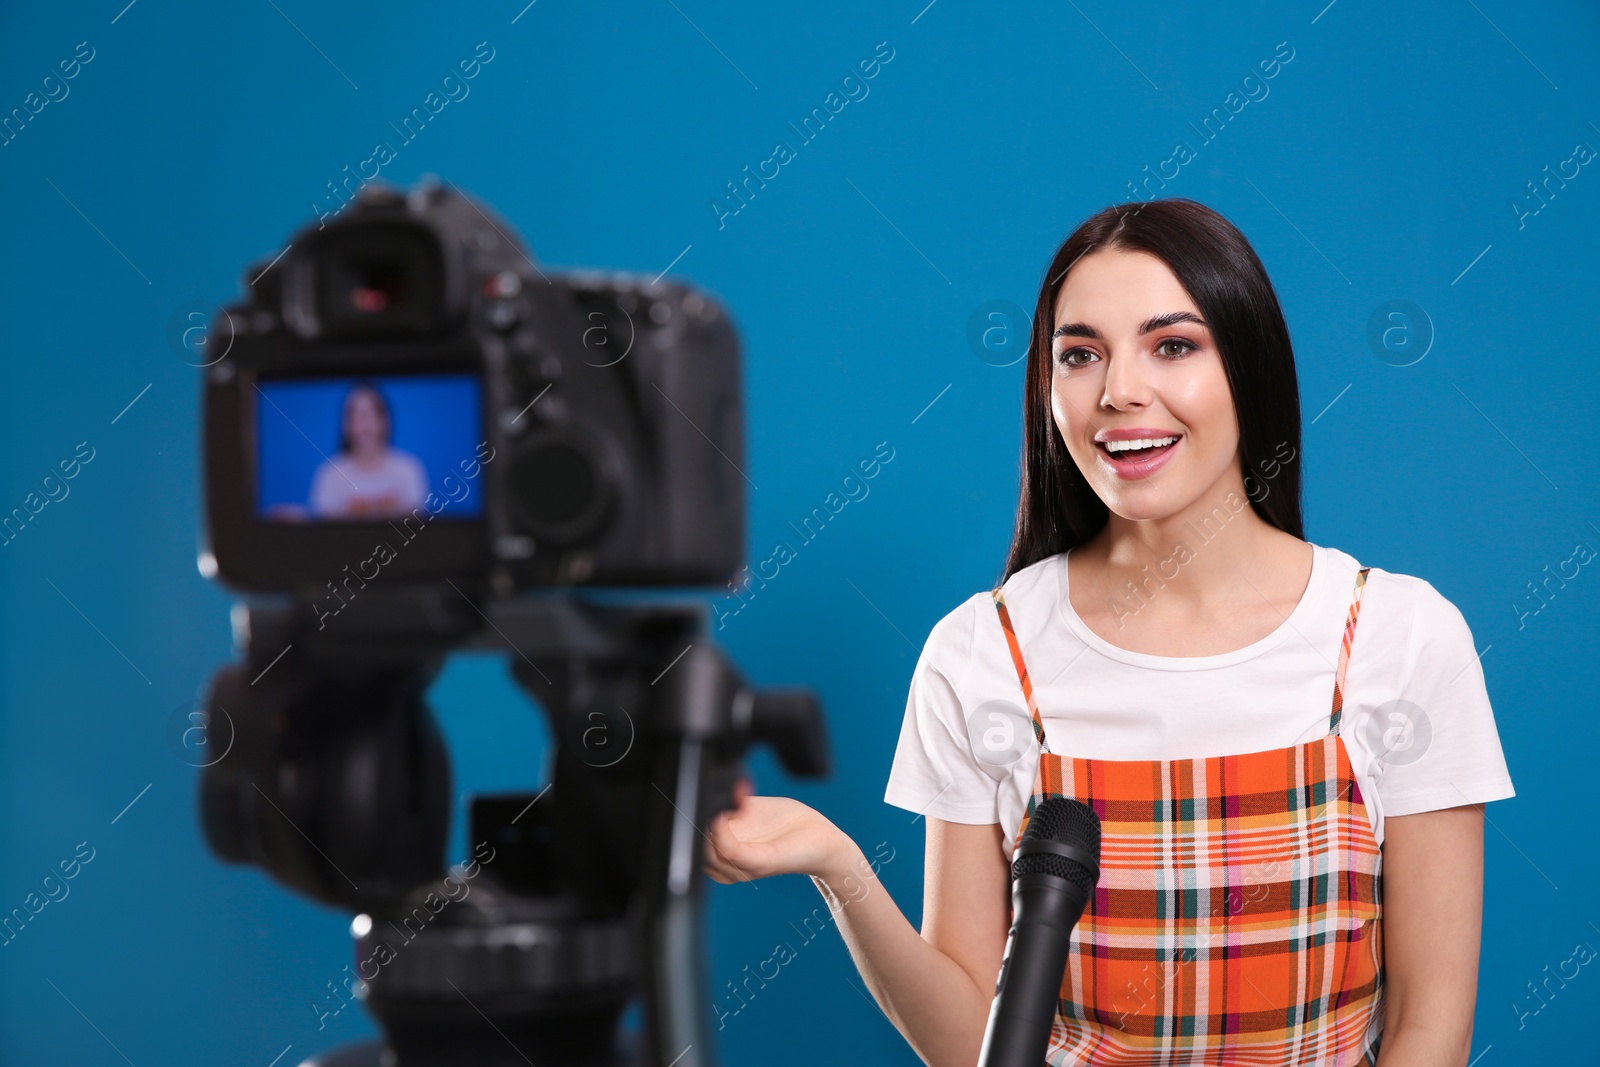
[976,874,1092,1067]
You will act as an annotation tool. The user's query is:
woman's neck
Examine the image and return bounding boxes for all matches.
[1069,497,1312,655]
[346,445,387,469]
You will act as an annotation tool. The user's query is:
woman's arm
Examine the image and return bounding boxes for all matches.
[706,794,1010,1067]
[1374,803,1484,1067]
[817,818,1011,1067]
[308,458,342,517]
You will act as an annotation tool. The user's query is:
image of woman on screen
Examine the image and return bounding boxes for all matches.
[308,382,429,519]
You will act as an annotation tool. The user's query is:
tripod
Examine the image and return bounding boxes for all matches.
[200,586,827,1067]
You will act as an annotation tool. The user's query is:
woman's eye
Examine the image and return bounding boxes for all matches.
[1057,340,1195,366]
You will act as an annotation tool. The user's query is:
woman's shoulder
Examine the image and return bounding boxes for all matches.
[311,453,346,480]
[1327,545,1462,615]
[918,554,1066,662]
[385,448,426,472]
[1321,544,1479,655]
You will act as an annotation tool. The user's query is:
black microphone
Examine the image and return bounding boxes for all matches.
[977,797,1102,1067]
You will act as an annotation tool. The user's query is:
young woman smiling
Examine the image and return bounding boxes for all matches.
[705,199,1514,1067]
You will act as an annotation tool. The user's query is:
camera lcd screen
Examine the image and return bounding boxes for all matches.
[254,373,484,522]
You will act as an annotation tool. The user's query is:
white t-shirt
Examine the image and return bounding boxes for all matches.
[309,450,430,519]
[883,542,1516,858]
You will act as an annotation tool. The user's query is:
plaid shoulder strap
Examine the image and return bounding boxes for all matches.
[1329,566,1373,735]
[990,587,1051,754]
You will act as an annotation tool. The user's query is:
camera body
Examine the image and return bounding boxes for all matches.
[201,178,744,597]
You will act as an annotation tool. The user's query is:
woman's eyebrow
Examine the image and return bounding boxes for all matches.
[1051,310,1210,339]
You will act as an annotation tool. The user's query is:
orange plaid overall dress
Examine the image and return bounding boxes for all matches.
[990,566,1384,1065]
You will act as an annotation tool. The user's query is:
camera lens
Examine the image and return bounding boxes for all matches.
[507,426,616,547]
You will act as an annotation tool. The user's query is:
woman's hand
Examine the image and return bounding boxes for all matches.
[704,778,856,885]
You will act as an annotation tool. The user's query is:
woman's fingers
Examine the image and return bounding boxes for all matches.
[705,811,745,865]
[703,817,754,884]
[705,805,772,885]
[703,852,738,884]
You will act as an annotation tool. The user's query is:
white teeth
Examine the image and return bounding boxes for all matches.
[1104,435,1179,454]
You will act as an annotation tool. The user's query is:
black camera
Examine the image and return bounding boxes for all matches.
[194,179,828,1067]
[201,176,744,597]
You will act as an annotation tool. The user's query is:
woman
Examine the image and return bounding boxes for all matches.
[705,199,1514,1066]
[309,381,430,519]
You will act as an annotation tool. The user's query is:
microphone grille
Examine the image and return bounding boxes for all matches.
[1021,796,1101,852]
[1013,849,1097,890]
[1013,797,1101,888]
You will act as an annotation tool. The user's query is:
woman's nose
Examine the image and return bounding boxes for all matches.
[1100,349,1152,408]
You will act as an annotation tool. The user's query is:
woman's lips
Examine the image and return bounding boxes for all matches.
[1093,435,1182,479]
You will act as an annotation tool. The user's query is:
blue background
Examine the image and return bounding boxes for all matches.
[255,374,484,518]
[2,0,1597,1064]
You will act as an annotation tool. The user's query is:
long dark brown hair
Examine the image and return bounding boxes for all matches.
[1001,197,1304,583]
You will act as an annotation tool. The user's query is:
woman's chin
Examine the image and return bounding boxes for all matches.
[1094,478,1199,522]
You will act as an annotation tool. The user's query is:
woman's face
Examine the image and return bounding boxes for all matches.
[344,389,389,454]
[1049,248,1241,522]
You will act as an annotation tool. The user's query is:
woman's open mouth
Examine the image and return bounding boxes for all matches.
[1093,434,1182,478]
